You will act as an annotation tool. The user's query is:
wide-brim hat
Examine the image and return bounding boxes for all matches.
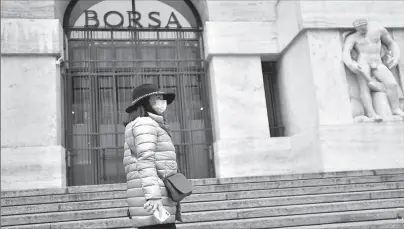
[125,83,175,113]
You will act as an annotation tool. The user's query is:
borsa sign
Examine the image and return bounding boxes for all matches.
[85,10,183,28]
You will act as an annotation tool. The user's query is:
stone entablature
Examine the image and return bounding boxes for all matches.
[2,1,403,57]
[277,0,404,53]
[1,19,63,55]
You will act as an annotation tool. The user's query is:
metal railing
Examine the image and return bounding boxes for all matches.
[63,27,214,186]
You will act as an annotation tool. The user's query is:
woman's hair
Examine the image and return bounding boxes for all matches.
[123,98,151,127]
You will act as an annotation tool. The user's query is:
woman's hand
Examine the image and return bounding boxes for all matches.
[144,199,163,213]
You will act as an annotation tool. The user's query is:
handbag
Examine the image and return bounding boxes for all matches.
[163,172,194,202]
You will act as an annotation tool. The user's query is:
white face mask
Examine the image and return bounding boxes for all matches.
[149,95,167,115]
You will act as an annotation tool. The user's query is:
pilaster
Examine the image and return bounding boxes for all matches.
[1,18,66,190]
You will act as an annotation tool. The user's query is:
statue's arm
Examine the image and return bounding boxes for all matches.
[342,36,356,70]
[381,27,400,59]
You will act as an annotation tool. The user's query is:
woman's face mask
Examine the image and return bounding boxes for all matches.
[149,94,167,115]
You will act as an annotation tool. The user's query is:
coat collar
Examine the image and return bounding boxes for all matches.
[147,112,172,137]
[147,112,164,124]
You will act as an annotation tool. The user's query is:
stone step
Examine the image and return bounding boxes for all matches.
[183,190,404,213]
[2,189,403,216]
[2,168,404,198]
[279,219,404,229]
[2,197,403,226]
[2,174,404,207]
[2,208,403,229]
[2,169,404,229]
[177,208,404,229]
[194,174,404,194]
[182,198,404,223]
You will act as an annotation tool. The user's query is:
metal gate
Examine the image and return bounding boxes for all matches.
[63,27,214,186]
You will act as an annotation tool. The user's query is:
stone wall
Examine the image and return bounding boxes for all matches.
[205,0,277,22]
[1,54,66,190]
[1,0,56,19]
[275,0,404,174]
[2,0,404,187]
[276,33,318,136]
[299,1,404,28]
[1,1,66,190]
[276,0,404,132]
[321,123,404,172]
[203,0,278,58]
[277,0,404,53]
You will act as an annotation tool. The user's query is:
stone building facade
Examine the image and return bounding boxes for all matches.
[2,0,404,191]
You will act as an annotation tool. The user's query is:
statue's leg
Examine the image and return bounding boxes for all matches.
[373,65,404,117]
[356,69,383,122]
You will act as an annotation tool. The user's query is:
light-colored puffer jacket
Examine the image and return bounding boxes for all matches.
[123,112,179,228]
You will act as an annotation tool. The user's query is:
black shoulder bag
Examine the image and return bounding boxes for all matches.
[163,172,194,202]
[159,122,194,202]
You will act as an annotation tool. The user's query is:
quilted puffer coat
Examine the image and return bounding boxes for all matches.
[123,112,179,228]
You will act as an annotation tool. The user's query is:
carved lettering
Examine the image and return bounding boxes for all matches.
[85,10,100,28]
[148,12,161,28]
[128,11,143,28]
[83,10,183,28]
[104,11,124,28]
[165,12,182,28]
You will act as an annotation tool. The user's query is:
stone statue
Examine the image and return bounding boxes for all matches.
[342,19,404,122]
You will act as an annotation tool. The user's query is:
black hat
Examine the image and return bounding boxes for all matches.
[125,84,175,113]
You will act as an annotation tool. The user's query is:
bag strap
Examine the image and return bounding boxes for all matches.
[158,121,172,138]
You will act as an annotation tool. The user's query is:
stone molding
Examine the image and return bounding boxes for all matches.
[276,0,404,54]
[203,21,278,59]
[1,19,63,55]
[0,0,56,19]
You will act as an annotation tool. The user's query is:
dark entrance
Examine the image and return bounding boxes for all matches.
[62,1,214,186]
[262,61,284,137]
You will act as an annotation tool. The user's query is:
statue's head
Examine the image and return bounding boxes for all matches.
[353,19,368,35]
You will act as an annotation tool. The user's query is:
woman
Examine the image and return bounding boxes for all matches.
[123,84,181,229]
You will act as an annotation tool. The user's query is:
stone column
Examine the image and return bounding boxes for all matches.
[1,18,66,190]
[203,20,280,178]
[207,55,273,178]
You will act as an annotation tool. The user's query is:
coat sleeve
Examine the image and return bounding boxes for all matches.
[127,117,162,200]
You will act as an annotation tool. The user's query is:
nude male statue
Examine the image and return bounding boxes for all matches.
[343,19,404,122]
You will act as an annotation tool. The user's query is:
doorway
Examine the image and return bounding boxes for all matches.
[62,0,214,186]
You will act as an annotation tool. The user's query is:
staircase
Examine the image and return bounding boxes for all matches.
[2,168,404,229]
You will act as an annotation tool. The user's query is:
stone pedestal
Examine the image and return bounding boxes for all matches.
[1,146,66,191]
[321,123,404,172]
[1,19,66,191]
[207,55,272,178]
[277,30,353,136]
[212,130,325,177]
